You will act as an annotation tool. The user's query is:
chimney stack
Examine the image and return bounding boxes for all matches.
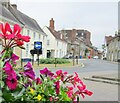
[1,0,10,8]
[11,4,17,9]
[49,18,54,30]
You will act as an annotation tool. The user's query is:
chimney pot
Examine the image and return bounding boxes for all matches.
[49,18,55,30]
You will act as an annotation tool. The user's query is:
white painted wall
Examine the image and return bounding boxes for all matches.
[22,27,47,60]
[43,26,67,58]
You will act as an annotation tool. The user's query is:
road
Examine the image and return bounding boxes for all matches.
[35,59,118,76]
[34,59,119,101]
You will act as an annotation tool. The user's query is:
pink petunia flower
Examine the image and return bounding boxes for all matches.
[6,77,17,90]
[23,62,35,80]
[3,62,18,90]
[40,68,54,77]
[11,53,19,62]
[3,62,17,79]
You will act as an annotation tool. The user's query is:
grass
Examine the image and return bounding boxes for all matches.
[16,61,81,69]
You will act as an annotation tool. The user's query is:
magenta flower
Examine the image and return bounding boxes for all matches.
[3,62,18,90]
[40,68,54,77]
[72,72,84,87]
[76,85,93,98]
[0,23,30,48]
[3,62,17,78]
[24,62,33,70]
[0,23,12,39]
[66,86,74,99]
[54,70,67,81]
[24,62,35,80]
[6,77,17,90]
[11,53,19,63]
[24,81,32,88]
[3,62,12,74]
[35,77,42,85]
[54,81,60,95]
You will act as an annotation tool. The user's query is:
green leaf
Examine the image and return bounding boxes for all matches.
[17,87,26,97]
[0,80,5,88]
[2,92,15,102]
[0,60,4,68]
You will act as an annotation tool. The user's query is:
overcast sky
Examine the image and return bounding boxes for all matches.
[10,0,118,50]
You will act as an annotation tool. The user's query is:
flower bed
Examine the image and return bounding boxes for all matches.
[40,58,70,64]
[0,23,93,102]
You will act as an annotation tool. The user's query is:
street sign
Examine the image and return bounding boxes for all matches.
[34,42,42,50]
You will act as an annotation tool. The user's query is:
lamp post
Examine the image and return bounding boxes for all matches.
[76,37,81,59]
[71,48,75,66]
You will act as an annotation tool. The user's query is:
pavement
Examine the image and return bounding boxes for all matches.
[76,71,119,101]
[83,72,120,85]
[80,59,119,85]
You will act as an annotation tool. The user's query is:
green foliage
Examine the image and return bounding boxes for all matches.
[40,58,70,64]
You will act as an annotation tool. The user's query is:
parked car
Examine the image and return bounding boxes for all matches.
[103,57,107,60]
[93,56,98,59]
[21,58,32,62]
[117,59,120,62]
[63,54,73,59]
[63,55,69,59]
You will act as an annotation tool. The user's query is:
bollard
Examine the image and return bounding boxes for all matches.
[76,56,78,65]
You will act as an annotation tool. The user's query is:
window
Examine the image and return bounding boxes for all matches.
[26,44,29,57]
[81,32,84,36]
[47,40,50,45]
[39,34,41,40]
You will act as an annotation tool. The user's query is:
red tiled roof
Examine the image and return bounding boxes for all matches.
[47,27,66,42]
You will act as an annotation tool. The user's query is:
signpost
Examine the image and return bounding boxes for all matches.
[34,42,42,50]
[30,42,42,66]
[34,42,42,66]
[30,50,35,65]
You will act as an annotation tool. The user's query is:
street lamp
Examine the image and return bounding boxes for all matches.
[76,37,81,59]
[71,48,75,66]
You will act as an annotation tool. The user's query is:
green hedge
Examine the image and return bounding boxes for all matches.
[40,58,70,64]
